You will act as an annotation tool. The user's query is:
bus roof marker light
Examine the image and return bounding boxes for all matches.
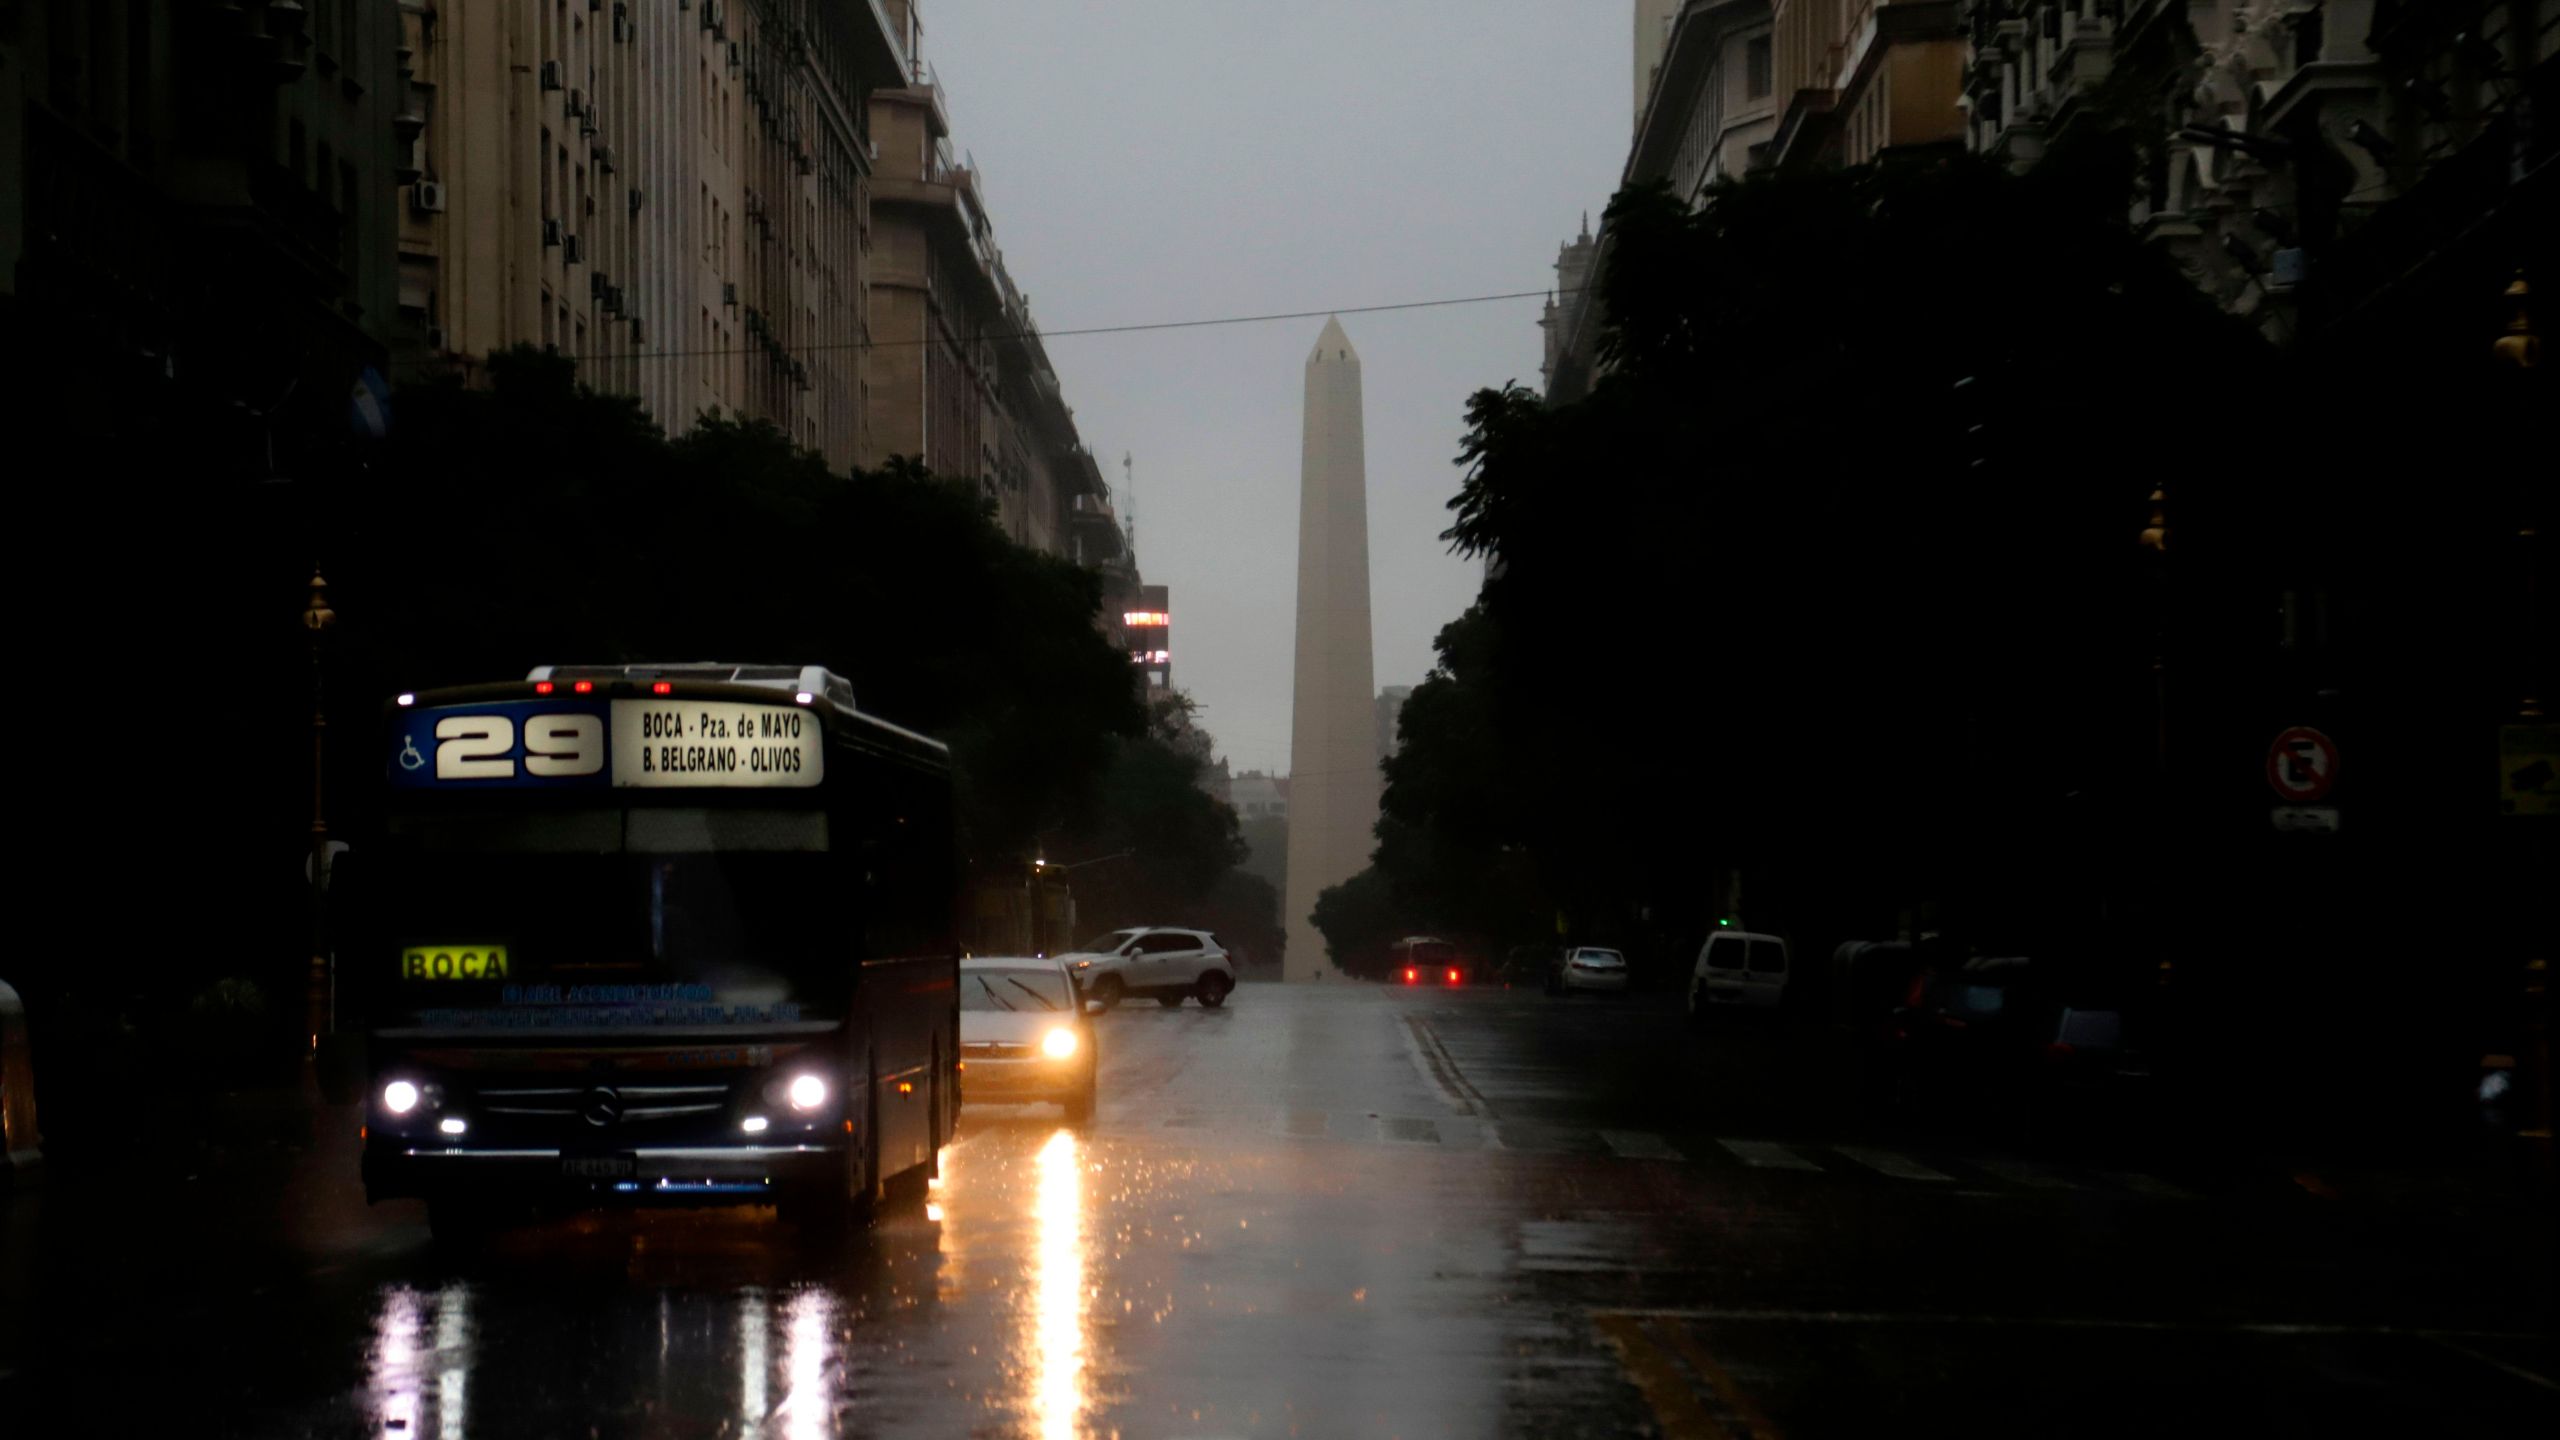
[794,691,814,705]
[395,693,416,707]
[533,681,554,695]
[651,681,673,695]
[571,679,595,694]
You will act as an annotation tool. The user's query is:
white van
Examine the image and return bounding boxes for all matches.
[1689,930,1789,1019]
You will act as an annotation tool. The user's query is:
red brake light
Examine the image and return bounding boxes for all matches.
[651,681,673,695]
[2044,1042,2076,1061]
[533,680,554,695]
[1446,968,1460,984]
[1403,968,1417,984]
[572,679,594,694]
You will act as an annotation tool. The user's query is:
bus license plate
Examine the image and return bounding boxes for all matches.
[563,1155,635,1180]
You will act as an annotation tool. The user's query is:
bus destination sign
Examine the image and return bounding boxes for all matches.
[388,699,823,790]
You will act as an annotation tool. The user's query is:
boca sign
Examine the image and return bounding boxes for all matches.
[388,699,823,790]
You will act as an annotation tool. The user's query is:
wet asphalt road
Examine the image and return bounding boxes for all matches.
[4,982,2555,1437]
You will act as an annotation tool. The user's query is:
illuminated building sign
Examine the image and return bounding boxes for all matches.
[1122,611,1171,628]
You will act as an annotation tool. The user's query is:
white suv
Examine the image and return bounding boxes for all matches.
[1059,927,1237,1009]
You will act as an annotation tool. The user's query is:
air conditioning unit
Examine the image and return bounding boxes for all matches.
[543,217,562,247]
[593,143,614,174]
[411,180,447,214]
[563,233,583,265]
[540,60,562,92]
[566,89,585,119]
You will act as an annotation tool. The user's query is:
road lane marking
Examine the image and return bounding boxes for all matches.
[1382,1115,1441,1144]
[2104,1171,2197,1201]
[2423,1335,2560,1394]
[1654,1314,1789,1440]
[1594,1312,1734,1440]
[1396,1013,1490,1116]
[1593,1308,2555,1341]
[1972,1158,2082,1190]
[1832,1146,1952,1182]
[1717,1139,1820,1171]
[1601,1129,1683,1161]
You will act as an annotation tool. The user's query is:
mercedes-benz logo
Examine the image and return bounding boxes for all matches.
[578,1086,624,1127]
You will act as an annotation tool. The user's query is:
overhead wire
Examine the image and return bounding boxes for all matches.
[391,285,1589,370]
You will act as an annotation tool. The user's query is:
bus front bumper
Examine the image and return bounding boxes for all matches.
[364,1139,847,1203]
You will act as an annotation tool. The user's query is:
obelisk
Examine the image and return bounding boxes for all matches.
[1283,317,1379,981]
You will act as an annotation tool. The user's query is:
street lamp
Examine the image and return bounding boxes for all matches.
[301,571,336,1058]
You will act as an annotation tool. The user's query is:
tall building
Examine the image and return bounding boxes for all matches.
[862,2,1107,555]
[1283,318,1380,982]
[1376,685,1414,765]
[1544,0,1953,402]
[1765,1,1966,172]
[1957,1,2556,349]
[393,0,905,469]
[1120,584,1172,691]
[5,0,403,458]
[1636,0,1685,123]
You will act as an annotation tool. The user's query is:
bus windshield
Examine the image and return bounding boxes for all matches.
[351,806,847,1031]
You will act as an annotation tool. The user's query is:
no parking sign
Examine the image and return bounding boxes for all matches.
[2268,726,2340,830]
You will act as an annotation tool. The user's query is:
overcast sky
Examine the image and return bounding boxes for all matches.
[927,2,1629,775]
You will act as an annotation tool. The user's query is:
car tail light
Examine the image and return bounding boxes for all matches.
[1403,967,1417,984]
[1446,968,1460,984]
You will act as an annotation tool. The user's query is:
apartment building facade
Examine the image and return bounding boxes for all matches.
[1958,0,2558,346]
[860,2,1104,555]
[1543,1,1789,403]
[4,0,403,456]
[394,0,907,470]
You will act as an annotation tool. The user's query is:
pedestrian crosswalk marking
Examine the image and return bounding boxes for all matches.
[1208,1109,2193,1201]
[1832,1146,1952,1182]
[1601,1130,1682,1161]
[1974,1159,2081,1190]
[1718,1139,1821,1171]
[2104,1171,2197,1201]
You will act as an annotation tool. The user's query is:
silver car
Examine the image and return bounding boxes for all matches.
[959,958,1097,1124]
[1550,946,1631,995]
[1055,927,1238,1009]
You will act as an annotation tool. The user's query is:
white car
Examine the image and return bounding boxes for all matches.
[959,958,1097,1124]
[1548,946,1630,995]
[1057,927,1237,1010]
[1689,930,1790,1020]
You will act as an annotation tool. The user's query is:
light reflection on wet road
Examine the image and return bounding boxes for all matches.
[4,983,2553,1436]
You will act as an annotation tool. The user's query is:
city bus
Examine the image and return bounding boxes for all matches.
[347,663,958,1238]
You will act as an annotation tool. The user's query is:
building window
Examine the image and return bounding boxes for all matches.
[1746,36,1772,100]
[541,127,553,217]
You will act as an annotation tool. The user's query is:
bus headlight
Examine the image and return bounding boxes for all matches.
[382,1080,421,1115]
[786,1074,829,1112]
[1041,1028,1078,1060]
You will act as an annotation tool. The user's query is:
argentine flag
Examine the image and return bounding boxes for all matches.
[348,366,392,439]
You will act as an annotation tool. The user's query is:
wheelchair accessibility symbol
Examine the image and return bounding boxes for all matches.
[398,734,427,772]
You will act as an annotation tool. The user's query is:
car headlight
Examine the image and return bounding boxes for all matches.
[381,1080,421,1115]
[1041,1028,1079,1060]
[786,1074,829,1111]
